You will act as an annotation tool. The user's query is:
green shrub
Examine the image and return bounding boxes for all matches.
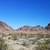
[36,38,50,50]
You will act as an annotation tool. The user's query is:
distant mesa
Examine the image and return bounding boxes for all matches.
[0,21,50,33]
[16,25,44,32]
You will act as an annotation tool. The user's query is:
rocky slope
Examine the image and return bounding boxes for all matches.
[0,21,14,33]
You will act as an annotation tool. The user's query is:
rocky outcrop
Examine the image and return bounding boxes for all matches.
[47,23,50,30]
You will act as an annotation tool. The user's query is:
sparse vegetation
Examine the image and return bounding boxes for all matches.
[0,32,50,50]
[0,37,7,50]
[36,38,50,50]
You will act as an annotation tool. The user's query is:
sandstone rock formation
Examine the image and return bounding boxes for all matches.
[16,25,44,33]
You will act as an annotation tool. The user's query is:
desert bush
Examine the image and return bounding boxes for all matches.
[19,48,25,50]
[11,33,17,40]
[36,38,50,50]
[0,37,7,50]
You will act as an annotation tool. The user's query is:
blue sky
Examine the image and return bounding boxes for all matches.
[0,0,50,29]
